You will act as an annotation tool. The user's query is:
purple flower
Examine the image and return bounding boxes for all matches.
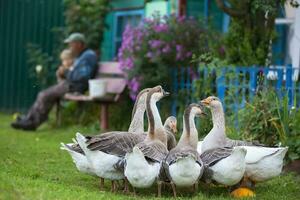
[143,18,154,24]
[146,52,154,58]
[130,78,139,92]
[176,53,183,61]
[190,69,198,80]
[175,45,184,61]
[176,45,183,52]
[186,51,192,58]
[119,57,134,70]
[127,77,141,100]
[162,45,171,53]
[149,40,163,48]
[153,24,168,33]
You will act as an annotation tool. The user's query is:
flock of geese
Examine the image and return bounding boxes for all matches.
[61,85,288,198]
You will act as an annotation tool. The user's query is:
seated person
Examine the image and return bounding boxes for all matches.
[56,49,74,83]
[11,33,97,131]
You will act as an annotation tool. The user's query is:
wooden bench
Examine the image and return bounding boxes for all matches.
[56,62,127,130]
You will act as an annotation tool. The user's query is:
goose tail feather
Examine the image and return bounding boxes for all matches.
[76,132,89,154]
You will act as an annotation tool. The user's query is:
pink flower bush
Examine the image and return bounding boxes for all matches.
[118,15,207,99]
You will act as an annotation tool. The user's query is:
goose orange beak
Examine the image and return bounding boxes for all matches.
[200,98,210,106]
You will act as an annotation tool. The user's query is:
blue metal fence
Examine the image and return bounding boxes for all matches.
[172,66,300,126]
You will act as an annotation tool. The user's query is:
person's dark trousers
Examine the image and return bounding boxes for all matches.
[12,81,69,130]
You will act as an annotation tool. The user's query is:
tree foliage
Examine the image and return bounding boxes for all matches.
[63,0,111,51]
[215,0,299,66]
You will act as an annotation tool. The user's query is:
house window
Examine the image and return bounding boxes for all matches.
[113,9,144,57]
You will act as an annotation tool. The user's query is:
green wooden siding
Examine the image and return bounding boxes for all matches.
[101,12,115,61]
[209,0,224,31]
[111,0,144,9]
[0,0,64,112]
[186,0,204,19]
[186,0,224,31]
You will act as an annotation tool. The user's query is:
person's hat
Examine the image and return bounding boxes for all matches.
[64,33,86,43]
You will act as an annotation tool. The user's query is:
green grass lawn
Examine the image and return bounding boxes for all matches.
[0,113,300,200]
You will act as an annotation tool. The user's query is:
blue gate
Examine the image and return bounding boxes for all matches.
[172,66,300,126]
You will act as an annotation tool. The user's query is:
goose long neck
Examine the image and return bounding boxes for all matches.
[211,105,225,130]
[178,111,198,149]
[147,97,163,137]
[128,103,145,133]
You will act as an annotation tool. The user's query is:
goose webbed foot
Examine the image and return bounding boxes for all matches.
[99,178,105,190]
[122,178,130,194]
[170,181,177,198]
[131,187,137,197]
[238,176,256,189]
[193,181,198,194]
[111,180,117,192]
[157,180,162,197]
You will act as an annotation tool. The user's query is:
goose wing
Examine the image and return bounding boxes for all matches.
[166,146,201,166]
[86,131,146,157]
[136,141,168,163]
[226,138,265,147]
[200,147,233,167]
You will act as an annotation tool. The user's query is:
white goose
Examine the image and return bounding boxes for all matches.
[243,146,288,183]
[199,96,288,197]
[162,103,205,198]
[200,146,247,187]
[124,86,169,196]
[60,88,150,178]
[199,96,259,153]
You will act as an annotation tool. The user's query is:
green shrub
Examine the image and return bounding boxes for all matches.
[238,89,300,162]
[238,90,283,145]
[26,43,58,89]
[285,108,300,161]
[63,0,110,51]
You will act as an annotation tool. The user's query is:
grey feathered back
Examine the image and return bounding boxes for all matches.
[86,131,145,157]
[226,138,265,147]
[135,140,169,163]
[200,147,233,167]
